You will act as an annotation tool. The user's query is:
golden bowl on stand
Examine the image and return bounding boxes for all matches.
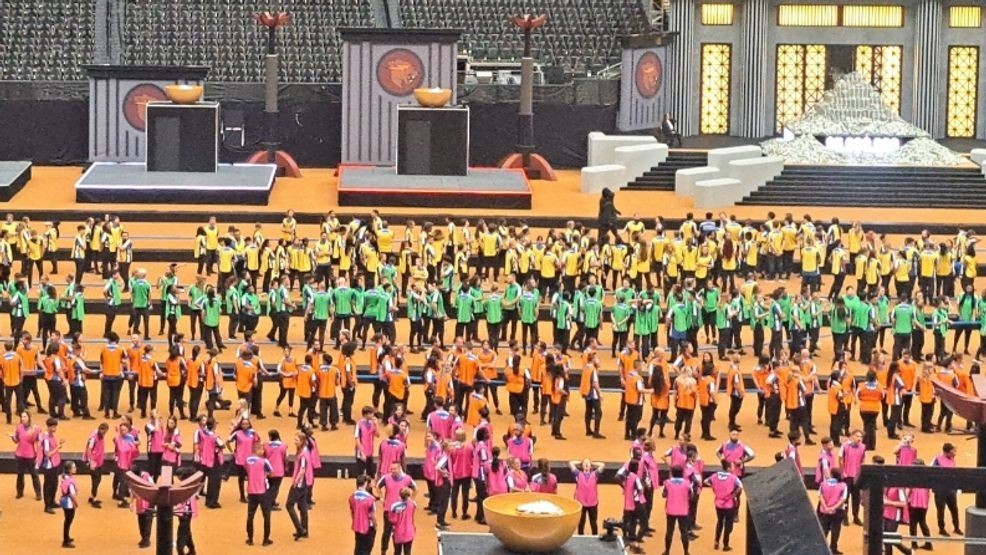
[165,84,203,104]
[413,87,452,108]
[483,493,582,553]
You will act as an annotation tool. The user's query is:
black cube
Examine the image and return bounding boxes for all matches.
[396,105,469,176]
[146,102,219,172]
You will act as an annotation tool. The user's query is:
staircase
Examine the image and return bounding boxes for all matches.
[625,150,708,191]
[738,164,986,208]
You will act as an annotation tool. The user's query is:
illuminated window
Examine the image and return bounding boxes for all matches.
[947,46,979,138]
[774,44,827,132]
[700,43,731,134]
[778,5,838,26]
[855,45,902,114]
[949,6,982,28]
[842,6,904,27]
[701,4,734,25]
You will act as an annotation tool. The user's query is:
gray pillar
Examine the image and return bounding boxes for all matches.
[911,0,944,138]
[739,0,770,138]
[667,0,698,136]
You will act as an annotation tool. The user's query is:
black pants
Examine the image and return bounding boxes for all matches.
[861,411,878,450]
[138,512,153,544]
[664,514,690,553]
[15,456,41,497]
[727,395,743,430]
[246,492,272,542]
[715,507,737,547]
[434,480,451,525]
[319,397,339,427]
[818,509,844,551]
[675,407,694,438]
[177,515,195,554]
[3,382,23,422]
[579,505,599,535]
[354,528,376,555]
[884,518,910,554]
[623,506,643,541]
[42,466,59,509]
[844,477,862,522]
[935,490,960,531]
[130,307,150,338]
[203,463,222,507]
[584,398,602,435]
[452,477,472,516]
[920,401,935,432]
[474,478,488,523]
[62,507,75,544]
[909,506,931,544]
[286,484,309,534]
[700,403,716,439]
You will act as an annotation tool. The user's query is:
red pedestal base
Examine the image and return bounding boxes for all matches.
[246,150,302,178]
[498,152,557,181]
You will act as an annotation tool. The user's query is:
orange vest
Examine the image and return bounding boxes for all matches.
[530,352,546,383]
[917,375,935,404]
[16,345,38,372]
[436,372,454,401]
[457,355,479,386]
[204,360,217,391]
[478,350,497,380]
[698,375,716,407]
[827,382,842,415]
[137,356,156,388]
[899,360,917,390]
[296,365,315,399]
[100,345,124,378]
[784,376,802,410]
[580,366,597,397]
[318,365,339,399]
[857,383,884,413]
[725,366,744,398]
[280,359,298,389]
[1,352,22,386]
[675,379,696,410]
[234,359,256,393]
[186,358,203,389]
[386,369,406,399]
[466,394,487,426]
[165,358,183,387]
[505,366,526,394]
[650,370,670,410]
[341,356,356,389]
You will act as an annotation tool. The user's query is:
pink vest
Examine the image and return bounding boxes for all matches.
[908,487,930,509]
[450,443,474,480]
[487,463,507,495]
[840,442,866,479]
[197,429,221,468]
[14,424,38,459]
[378,439,406,475]
[38,432,61,469]
[641,453,660,488]
[355,419,377,457]
[59,475,77,509]
[719,441,749,476]
[622,474,644,511]
[934,453,956,468]
[135,472,154,514]
[162,431,182,465]
[349,490,376,534]
[146,423,165,454]
[896,445,917,466]
[264,441,288,478]
[471,443,490,480]
[818,478,847,514]
[574,470,599,507]
[710,472,741,509]
[815,449,836,485]
[664,478,691,516]
[307,436,322,469]
[388,500,416,545]
[292,448,315,487]
[531,472,558,494]
[507,469,528,492]
[114,434,139,470]
[665,446,688,468]
[378,473,414,511]
[423,441,440,481]
[883,487,909,523]
[231,429,259,466]
[84,431,105,468]
[427,410,455,441]
[243,455,270,495]
[505,437,533,466]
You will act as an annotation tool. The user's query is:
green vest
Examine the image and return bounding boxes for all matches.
[519,290,539,324]
[486,294,503,324]
[130,278,151,309]
[203,298,222,327]
[583,298,602,329]
[106,279,122,306]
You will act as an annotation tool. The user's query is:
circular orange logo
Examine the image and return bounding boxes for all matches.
[122,84,167,132]
[634,52,663,99]
[376,49,425,97]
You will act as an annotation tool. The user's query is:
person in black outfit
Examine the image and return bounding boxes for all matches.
[597,188,620,240]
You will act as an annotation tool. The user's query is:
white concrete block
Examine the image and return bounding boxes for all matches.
[693,177,744,209]
[981,160,986,178]
[726,156,786,197]
[970,148,986,165]
[587,133,657,166]
[675,166,722,197]
[581,164,627,194]
[706,145,762,170]
[614,143,669,186]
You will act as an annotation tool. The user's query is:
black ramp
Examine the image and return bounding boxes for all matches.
[743,459,829,555]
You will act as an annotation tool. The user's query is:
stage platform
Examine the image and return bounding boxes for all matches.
[0,161,32,201]
[338,166,532,209]
[437,532,625,555]
[75,162,277,205]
